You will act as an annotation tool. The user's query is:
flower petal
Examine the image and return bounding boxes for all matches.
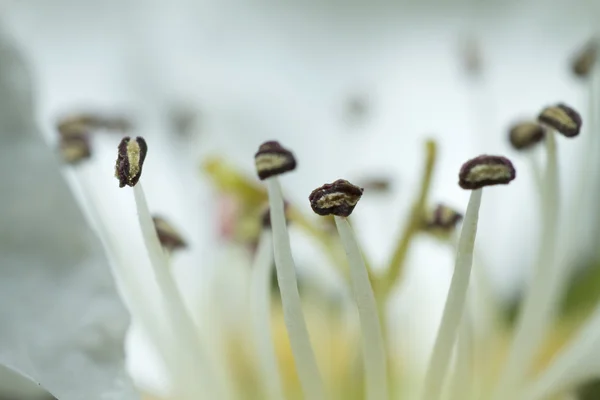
[0,28,138,400]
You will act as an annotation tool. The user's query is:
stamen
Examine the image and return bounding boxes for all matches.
[538,104,583,138]
[152,215,187,252]
[310,180,388,400]
[116,137,234,400]
[309,179,363,217]
[381,139,437,296]
[255,141,297,181]
[458,155,516,190]
[423,204,463,237]
[255,140,324,400]
[506,120,544,206]
[493,124,563,399]
[571,39,598,79]
[508,121,546,150]
[250,228,285,400]
[420,155,516,400]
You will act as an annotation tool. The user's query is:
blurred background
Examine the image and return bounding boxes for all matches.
[1,0,600,398]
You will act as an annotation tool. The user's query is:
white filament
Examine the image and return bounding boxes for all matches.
[420,188,483,400]
[133,183,233,400]
[266,178,324,400]
[250,230,285,400]
[334,216,388,400]
[448,296,474,400]
[493,131,560,399]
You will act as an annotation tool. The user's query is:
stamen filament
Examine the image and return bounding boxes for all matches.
[420,188,483,400]
[470,251,501,398]
[527,153,543,197]
[334,216,388,400]
[448,311,473,400]
[250,230,285,400]
[571,74,597,259]
[266,178,324,400]
[448,234,475,400]
[133,183,233,400]
[493,130,560,399]
[382,139,437,296]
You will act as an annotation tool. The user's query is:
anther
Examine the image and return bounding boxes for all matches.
[571,40,597,78]
[115,136,148,188]
[459,155,516,190]
[254,141,297,180]
[425,204,463,232]
[509,121,546,150]
[538,104,582,138]
[309,179,364,217]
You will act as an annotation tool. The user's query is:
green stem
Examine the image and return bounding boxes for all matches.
[379,140,437,297]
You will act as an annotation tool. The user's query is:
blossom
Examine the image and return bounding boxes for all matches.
[3,1,600,399]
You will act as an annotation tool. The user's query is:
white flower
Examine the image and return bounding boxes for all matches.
[3,1,600,399]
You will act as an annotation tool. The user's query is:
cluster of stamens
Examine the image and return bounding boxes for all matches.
[46,29,600,400]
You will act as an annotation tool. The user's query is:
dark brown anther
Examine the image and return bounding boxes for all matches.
[115,136,148,188]
[538,104,582,138]
[309,179,364,217]
[153,216,187,252]
[508,121,546,150]
[254,141,297,180]
[459,155,516,190]
[425,204,463,232]
[59,135,91,164]
[571,40,597,78]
